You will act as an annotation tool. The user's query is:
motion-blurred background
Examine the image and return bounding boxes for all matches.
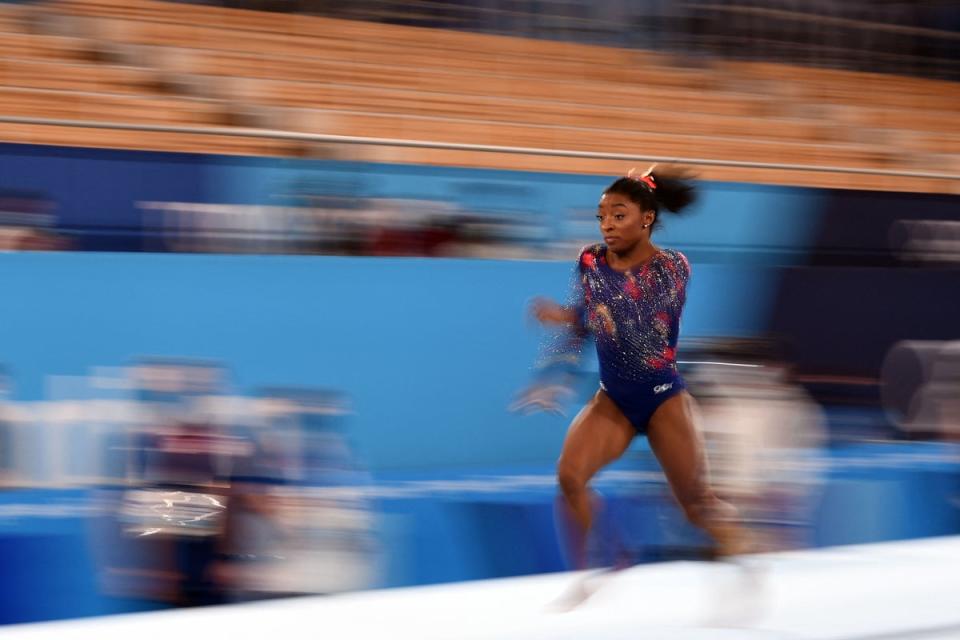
[0,0,958,626]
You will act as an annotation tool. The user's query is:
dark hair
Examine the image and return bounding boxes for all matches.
[603,166,697,230]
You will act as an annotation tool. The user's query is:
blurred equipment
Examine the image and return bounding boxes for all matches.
[686,338,827,552]
[213,387,378,600]
[101,358,245,605]
[882,340,960,440]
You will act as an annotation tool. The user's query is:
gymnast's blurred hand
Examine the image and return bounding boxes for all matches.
[509,383,574,416]
[530,298,578,326]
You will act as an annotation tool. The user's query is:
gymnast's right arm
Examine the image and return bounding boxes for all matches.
[510,253,590,416]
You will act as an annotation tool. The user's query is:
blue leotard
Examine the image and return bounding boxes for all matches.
[538,244,691,432]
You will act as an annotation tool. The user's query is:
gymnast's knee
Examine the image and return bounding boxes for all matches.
[556,459,588,499]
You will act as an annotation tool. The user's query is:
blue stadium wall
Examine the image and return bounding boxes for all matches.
[1,143,958,624]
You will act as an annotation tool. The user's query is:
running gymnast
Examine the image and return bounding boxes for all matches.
[514,166,747,567]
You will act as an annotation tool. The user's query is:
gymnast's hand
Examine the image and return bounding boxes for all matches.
[530,298,578,326]
[509,383,573,416]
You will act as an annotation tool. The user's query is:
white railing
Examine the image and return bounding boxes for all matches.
[2,114,959,181]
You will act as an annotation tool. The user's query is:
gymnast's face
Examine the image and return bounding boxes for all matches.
[597,191,654,253]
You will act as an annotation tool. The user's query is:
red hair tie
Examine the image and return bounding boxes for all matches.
[627,165,657,192]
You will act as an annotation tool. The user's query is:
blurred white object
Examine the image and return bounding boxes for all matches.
[692,361,827,550]
[5,535,960,640]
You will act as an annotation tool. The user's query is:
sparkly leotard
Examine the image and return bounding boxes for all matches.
[538,243,691,432]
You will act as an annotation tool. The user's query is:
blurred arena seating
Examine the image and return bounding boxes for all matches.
[0,0,957,191]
